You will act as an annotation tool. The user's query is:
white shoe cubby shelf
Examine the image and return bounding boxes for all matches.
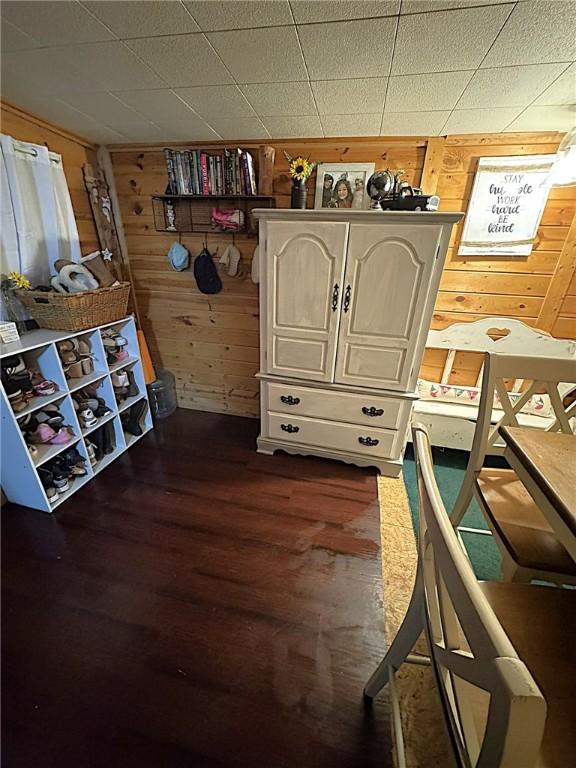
[0,316,153,513]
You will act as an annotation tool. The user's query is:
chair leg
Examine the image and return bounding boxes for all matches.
[364,566,425,701]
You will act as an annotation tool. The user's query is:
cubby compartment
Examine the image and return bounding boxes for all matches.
[102,319,140,373]
[0,316,153,513]
[17,393,81,468]
[56,330,108,390]
[121,397,152,448]
[71,375,117,437]
[2,343,67,419]
[115,360,146,411]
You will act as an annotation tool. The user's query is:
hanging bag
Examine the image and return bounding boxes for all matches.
[193,247,222,294]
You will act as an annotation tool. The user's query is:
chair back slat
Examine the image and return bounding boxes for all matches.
[441,348,457,384]
[413,425,547,768]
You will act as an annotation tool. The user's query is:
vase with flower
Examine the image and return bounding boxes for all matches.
[284,153,317,209]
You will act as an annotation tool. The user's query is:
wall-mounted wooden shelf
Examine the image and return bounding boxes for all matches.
[151,194,276,235]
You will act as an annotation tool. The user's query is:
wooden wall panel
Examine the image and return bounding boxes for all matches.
[110,137,426,416]
[110,131,574,414]
[1,101,99,253]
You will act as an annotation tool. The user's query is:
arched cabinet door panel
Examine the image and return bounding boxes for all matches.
[334,223,443,391]
[265,220,348,382]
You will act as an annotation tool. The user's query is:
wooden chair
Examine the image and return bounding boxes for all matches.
[364,424,576,768]
[451,352,576,585]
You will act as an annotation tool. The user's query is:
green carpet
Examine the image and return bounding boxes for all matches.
[402,444,503,581]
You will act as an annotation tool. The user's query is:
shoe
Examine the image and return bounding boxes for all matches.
[211,207,244,231]
[32,378,59,397]
[52,474,70,494]
[28,423,57,444]
[28,444,38,459]
[86,442,98,467]
[124,400,146,437]
[81,358,94,375]
[35,410,64,429]
[79,408,98,428]
[102,421,115,455]
[126,369,139,398]
[38,468,58,504]
[8,390,27,413]
[49,427,74,445]
[64,360,84,379]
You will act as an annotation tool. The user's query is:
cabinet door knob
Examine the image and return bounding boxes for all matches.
[343,284,351,313]
[362,406,384,417]
[280,395,300,406]
[331,283,339,312]
[281,423,299,434]
[358,436,379,447]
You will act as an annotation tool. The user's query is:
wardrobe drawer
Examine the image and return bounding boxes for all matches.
[264,381,409,430]
[267,412,402,460]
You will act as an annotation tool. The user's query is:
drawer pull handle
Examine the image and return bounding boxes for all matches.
[331,283,339,312]
[343,284,351,313]
[362,406,384,417]
[280,395,300,406]
[281,423,299,434]
[358,436,379,447]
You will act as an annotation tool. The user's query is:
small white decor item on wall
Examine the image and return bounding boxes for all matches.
[314,163,375,210]
[458,154,555,257]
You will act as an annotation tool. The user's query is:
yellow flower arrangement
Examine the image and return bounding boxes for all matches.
[284,152,317,181]
[8,271,31,289]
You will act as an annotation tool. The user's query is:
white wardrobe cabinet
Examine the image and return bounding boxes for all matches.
[254,210,463,476]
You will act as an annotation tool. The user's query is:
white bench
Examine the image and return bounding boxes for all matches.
[412,318,576,452]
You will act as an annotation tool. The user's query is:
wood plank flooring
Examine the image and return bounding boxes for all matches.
[2,410,391,767]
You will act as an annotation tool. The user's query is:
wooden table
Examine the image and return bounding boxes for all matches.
[499,426,576,560]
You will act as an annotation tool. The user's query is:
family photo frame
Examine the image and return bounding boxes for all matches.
[314,163,375,210]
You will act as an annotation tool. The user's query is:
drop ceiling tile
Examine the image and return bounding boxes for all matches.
[298,17,397,80]
[113,89,200,123]
[184,1,292,30]
[443,107,521,133]
[206,116,270,139]
[392,4,511,75]
[68,41,166,91]
[402,0,509,11]
[240,81,316,116]
[84,1,200,38]
[534,63,576,106]
[78,124,128,144]
[482,1,576,67]
[2,92,100,133]
[291,1,399,24]
[154,121,220,141]
[1,1,114,45]
[60,91,146,126]
[207,26,307,83]
[126,34,232,87]
[1,48,91,97]
[321,113,382,136]
[175,85,256,121]
[1,19,39,51]
[104,122,168,142]
[312,78,387,115]
[386,71,472,112]
[504,104,576,132]
[457,63,570,109]
[381,110,451,135]
[261,115,323,138]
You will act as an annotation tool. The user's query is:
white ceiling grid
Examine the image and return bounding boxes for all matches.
[0,0,574,143]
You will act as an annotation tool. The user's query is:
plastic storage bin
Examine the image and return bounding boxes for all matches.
[147,369,177,419]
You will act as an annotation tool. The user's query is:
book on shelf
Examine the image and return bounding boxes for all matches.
[162,147,258,196]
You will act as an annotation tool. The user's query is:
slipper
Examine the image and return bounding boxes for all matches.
[220,244,241,277]
[28,423,57,444]
[49,426,74,445]
[33,379,59,396]
[58,263,99,293]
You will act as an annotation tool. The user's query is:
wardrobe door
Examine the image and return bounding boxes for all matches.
[334,223,443,390]
[265,220,348,382]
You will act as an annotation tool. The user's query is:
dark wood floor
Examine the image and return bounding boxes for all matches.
[2,409,391,768]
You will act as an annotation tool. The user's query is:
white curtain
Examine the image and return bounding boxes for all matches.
[0,133,81,319]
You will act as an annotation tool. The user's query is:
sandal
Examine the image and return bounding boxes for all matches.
[49,426,75,445]
[33,379,59,397]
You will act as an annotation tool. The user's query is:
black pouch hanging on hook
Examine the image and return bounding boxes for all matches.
[194,246,222,294]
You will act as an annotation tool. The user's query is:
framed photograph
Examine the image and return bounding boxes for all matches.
[314,163,375,210]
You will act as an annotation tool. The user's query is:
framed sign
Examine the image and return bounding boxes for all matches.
[458,154,554,256]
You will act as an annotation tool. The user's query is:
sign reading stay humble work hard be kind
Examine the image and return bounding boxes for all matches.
[458,154,554,257]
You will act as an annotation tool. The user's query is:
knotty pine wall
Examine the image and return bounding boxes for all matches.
[109,132,575,416]
[1,101,99,254]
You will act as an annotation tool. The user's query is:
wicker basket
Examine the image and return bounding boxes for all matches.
[16,282,131,332]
